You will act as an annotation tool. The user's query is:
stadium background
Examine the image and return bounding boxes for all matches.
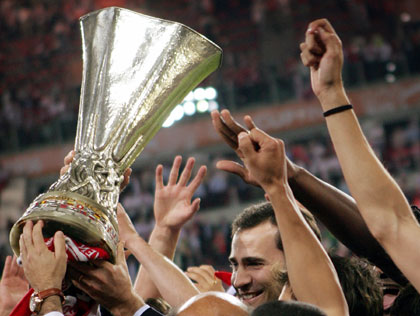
[1,0,420,277]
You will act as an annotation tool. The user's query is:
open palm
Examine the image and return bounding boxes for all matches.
[154,156,206,231]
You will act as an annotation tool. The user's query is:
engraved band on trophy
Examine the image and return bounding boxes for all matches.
[9,7,222,262]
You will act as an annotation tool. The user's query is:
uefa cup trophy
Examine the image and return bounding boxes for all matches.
[9,7,222,262]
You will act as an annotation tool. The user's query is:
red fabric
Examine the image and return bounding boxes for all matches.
[10,236,108,316]
[215,271,232,286]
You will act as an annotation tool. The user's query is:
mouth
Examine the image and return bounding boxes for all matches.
[238,290,264,305]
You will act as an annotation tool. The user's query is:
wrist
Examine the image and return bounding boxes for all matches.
[261,178,286,196]
[110,291,144,316]
[316,86,349,111]
[39,295,63,315]
[153,224,181,239]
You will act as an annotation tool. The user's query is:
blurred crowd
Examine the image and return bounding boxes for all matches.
[1,0,420,153]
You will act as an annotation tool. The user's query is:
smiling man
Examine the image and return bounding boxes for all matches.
[229,202,321,308]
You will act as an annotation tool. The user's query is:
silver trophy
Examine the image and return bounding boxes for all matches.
[10,7,222,261]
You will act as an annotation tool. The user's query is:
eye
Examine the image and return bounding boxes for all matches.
[247,262,264,269]
[229,262,238,270]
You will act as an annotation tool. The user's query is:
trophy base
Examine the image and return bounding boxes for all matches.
[9,191,118,262]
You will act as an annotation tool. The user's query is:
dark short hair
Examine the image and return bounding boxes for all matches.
[330,254,383,316]
[390,284,420,316]
[251,300,327,316]
[231,201,321,251]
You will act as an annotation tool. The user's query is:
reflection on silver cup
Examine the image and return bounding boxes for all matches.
[10,7,222,261]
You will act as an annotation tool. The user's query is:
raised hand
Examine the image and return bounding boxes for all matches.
[0,255,29,316]
[236,117,287,190]
[211,109,260,187]
[299,19,346,107]
[211,110,299,186]
[154,156,206,231]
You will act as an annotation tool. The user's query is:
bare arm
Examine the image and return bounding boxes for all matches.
[237,121,349,316]
[211,109,407,285]
[301,18,420,291]
[117,204,200,307]
[129,156,206,299]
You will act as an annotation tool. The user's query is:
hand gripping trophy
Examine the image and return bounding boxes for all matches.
[9,7,222,262]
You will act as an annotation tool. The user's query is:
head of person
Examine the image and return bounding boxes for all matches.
[329,254,383,316]
[251,300,327,316]
[229,201,321,308]
[389,284,420,316]
[169,292,250,316]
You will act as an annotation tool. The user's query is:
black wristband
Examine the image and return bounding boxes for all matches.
[323,104,353,117]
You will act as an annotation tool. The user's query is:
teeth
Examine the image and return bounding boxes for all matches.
[241,293,258,300]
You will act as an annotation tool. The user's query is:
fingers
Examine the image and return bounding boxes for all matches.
[60,150,75,176]
[211,110,241,150]
[155,164,164,190]
[2,255,12,275]
[197,265,216,278]
[64,150,75,165]
[221,109,247,135]
[22,221,34,254]
[300,42,321,68]
[53,231,67,261]
[307,18,336,35]
[306,19,341,54]
[120,168,132,191]
[237,132,255,158]
[216,160,247,179]
[187,165,207,193]
[243,115,256,131]
[168,155,182,185]
[305,29,324,56]
[32,221,46,252]
[191,198,201,214]
[60,165,69,176]
[178,157,195,187]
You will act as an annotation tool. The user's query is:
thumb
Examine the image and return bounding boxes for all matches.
[237,132,255,158]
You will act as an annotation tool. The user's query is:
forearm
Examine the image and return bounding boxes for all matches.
[110,292,145,316]
[266,182,348,316]
[129,234,199,308]
[318,89,414,241]
[289,165,407,285]
[133,226,180,298]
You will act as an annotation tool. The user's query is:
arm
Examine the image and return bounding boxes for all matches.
[211,109,407,285]
[129,156,206,299]
[237,122,349,316]
[19,221,67,315]
[0,255,29,316]
[301,18,420,291]
[117,204,200,308]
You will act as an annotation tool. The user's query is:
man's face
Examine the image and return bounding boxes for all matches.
[229,221,285,308]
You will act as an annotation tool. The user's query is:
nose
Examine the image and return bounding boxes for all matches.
[232,267,252,290]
